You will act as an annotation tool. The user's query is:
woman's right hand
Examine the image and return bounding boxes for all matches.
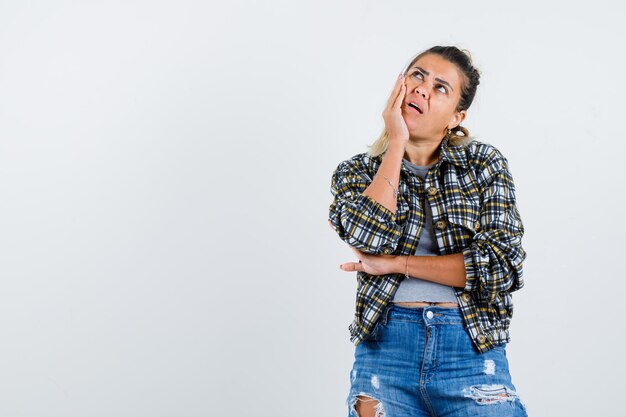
[382,73,410,147]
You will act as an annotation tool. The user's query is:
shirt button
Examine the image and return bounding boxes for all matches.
[462,293,471,302]
[477,334,487,344]
[474,221,480,231]
[436,220,447,230]
[426,311,434,319]
[427,186,438,196]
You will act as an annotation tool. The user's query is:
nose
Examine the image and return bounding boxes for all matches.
[414,84,429,99]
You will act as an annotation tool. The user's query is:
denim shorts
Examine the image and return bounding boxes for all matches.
[346,303,528,417]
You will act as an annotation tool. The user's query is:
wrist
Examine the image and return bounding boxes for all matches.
[393,255,408,275]
[386,141,406,156]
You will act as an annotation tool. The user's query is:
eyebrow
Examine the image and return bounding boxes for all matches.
[411,66,454,92]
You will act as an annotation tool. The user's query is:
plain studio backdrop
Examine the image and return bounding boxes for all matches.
[0,1,624,416]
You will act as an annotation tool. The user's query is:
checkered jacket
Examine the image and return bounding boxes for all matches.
[328,137,526,353]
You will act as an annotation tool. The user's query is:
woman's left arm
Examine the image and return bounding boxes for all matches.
[458,158,527,301]
[395,253,467,288]
[402,158,526,301]
[342,157,527,302]
[341,250,466,288]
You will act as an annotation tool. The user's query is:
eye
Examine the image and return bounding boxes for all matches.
[412,71,448,94]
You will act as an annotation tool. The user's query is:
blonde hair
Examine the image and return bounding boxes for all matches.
[367,125,473,157]
[367,46,480,157]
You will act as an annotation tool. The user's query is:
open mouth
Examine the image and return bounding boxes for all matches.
[408,102,423,114]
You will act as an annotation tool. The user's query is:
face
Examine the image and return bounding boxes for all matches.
[402,53,467,141]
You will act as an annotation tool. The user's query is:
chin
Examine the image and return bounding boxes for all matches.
[406,117,428,130]
[406,124,426,137]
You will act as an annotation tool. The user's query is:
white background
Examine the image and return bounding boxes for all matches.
[1,1,624,416]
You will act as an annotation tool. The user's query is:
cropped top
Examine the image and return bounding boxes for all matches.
[391,159,458,303]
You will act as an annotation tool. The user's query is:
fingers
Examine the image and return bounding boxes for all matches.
[393,79,406,110]
[385,73,405,109]
[341,250,363,272]
[339,261,361,272]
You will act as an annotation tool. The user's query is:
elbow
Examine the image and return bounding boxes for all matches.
[346,235,402,255]
[461,244,526,303]
[337,220,403,255]
[486,264,524,301]
[328,210,403,255]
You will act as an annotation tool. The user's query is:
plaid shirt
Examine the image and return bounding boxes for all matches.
[328,137,526,353]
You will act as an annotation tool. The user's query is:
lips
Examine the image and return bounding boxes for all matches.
[407,102,423,114]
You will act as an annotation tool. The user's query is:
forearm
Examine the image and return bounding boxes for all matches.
[362,142,405,215]
[392,253,467,288]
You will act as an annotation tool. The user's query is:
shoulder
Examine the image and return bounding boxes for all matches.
[462,139,511,180]
[333,152,379,177]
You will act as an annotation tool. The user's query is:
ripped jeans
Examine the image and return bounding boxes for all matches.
[346,303,528,417]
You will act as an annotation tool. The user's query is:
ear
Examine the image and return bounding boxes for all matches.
[449,110,467,130]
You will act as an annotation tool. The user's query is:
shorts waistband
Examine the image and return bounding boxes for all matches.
[380,303,465,325]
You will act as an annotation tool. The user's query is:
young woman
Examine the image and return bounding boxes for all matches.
[328,46,529,417]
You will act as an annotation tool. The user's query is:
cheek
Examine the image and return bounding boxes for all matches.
[426,106,448,122]
[431,102,457,121]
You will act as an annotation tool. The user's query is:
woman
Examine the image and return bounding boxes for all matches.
[328,46,529,417]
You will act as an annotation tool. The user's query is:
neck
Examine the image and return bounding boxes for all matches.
[403,137,442,166]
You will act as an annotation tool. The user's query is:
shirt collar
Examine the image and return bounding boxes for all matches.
[437,136,469,169]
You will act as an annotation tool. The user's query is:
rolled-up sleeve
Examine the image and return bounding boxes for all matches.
[461,157,526,302]
[328,159,404,254]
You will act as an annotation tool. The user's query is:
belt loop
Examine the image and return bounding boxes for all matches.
[381,303,393,325]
